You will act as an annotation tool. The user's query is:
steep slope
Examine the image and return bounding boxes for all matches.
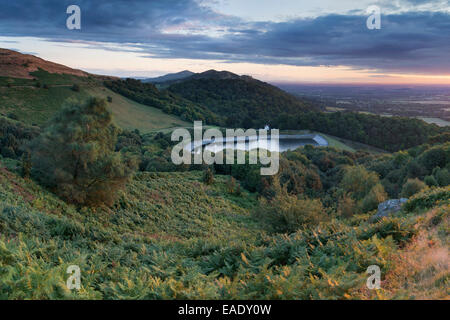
[167,70,318,127]
[104,78,221,124]
[0,48,89,79]
[85,86,189,133]
[0,162,447,299]
[0,49,189,132]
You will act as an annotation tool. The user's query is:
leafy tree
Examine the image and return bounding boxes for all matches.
[27,97,137,206]
[203,167,215,185]
[419,146,449,172]
[71,84,80,92]
[338,193,357,218]
[21,152,32,179]
[428,132,450,144]
[360,183,388,213]
[424,175,438,187]
[433,168,450,187]
[340,166,380,200]
[226,176,240,195]
[401,178,427,198]
[1,146,15,158]
[7,113,19,121]
[258,177,328,232]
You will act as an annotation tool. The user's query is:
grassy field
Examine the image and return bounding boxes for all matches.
[85,87,189,133]
[0,82,90,125]
[321,134,356,152]
[417,117,450,127]
[280,130,369,153]
[0,71,189,132]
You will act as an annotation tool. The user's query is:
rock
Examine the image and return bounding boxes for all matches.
[370,198,408,223]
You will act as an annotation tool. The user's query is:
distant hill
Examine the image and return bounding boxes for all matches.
[143,70,195,83]
[188,70,243,81]
[167,70,318,127]
[142,70,242,85]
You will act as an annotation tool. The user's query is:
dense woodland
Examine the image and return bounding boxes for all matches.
[167,77,316,128]
[273,111,444,152]
[105,78,220,124]
[106,76,443,153]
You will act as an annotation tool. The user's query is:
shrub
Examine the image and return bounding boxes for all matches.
[404,187,450,212]
[258,178,328,232]
[424,175,438,187]
[433,168,450,187]
[203,168,214,185]
[340,166,380,200]
[226,176,236,194]
[360,183,388,213]
[27,97,137,206]
[401,178,427,198]
[338,193,357,218]
[6,113,19,121]
[418,146,449,172]
[0,146,15,159]
[71,84,80,92]
[21,152,32,178]
[107,96,113,103]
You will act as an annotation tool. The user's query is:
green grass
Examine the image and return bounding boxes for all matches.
[85,87,189,133]
[0,71,190,132]
[417,117,450,127]
[280,129,356,152]
[322,134,356,152]
[0,85,90,125]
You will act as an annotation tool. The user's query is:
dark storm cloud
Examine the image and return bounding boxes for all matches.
[0,0,449,74]
[0,0,232,40]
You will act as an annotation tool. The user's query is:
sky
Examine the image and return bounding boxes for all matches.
[0,0,450,84]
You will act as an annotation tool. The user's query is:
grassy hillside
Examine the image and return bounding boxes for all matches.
[85,87,189,133]
[0,161,448,299]
[0,71,189,132]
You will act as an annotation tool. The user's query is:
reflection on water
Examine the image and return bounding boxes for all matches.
[188,134,328,154]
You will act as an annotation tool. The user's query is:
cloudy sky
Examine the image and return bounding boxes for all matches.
[0,0,449,84]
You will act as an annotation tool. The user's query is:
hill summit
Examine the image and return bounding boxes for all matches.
[188,70,247,81]
[0,48,88,79]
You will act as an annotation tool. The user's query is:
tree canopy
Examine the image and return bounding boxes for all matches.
[27,97,137,206]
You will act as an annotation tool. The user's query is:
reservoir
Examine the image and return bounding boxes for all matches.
[187,134,328,154]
